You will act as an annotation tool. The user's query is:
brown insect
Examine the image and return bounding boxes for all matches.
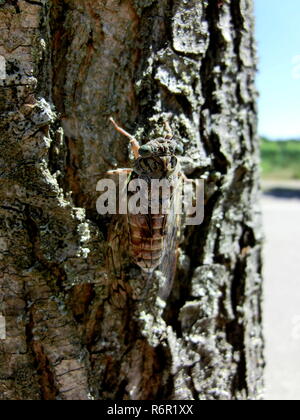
[106,117,186,299]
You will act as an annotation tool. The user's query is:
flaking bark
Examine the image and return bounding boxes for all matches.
[0,0,264,400]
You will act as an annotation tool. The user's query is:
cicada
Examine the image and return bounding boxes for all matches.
[105,117,186,302]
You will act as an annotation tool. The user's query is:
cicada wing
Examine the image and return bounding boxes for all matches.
[157,179,182,301]
[107,214,131,277]
[106,213,132,307]
[105,170,134,307]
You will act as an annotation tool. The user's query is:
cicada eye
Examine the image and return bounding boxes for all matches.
[175,144,184,155]
[171,156,178,168]
[139,145,152,157]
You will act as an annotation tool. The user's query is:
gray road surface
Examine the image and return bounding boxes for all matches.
[262,183,300,400]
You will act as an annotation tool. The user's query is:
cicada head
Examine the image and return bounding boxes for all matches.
[134,138,183,178]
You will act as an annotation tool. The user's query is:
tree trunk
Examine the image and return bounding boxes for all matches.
[0,0,264,400]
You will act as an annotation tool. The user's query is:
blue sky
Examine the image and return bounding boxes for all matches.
[255,0,300,139]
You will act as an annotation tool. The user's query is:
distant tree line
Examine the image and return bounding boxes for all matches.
[261,137,300,180]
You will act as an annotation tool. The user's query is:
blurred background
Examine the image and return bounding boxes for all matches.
[255,0,300,400]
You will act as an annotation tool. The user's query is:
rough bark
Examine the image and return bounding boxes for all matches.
[0,0,264,400]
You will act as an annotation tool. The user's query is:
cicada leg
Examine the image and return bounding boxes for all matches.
[109,117,140,159]
[178,171,194,184]
[164,120,173,140]
[106,168,133,175]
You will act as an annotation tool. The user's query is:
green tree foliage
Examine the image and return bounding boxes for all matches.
[261,138,300,180]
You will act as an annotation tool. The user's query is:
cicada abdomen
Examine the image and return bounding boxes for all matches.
[128,212,166,273]
[127,169,180,274]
